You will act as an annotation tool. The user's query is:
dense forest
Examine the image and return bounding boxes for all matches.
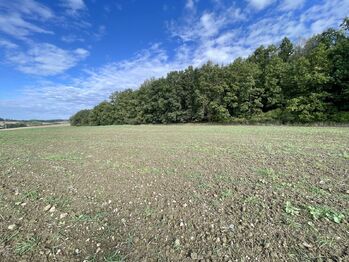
[70,19,349,126]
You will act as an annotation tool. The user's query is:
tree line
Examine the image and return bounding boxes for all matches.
[70,19,349,126]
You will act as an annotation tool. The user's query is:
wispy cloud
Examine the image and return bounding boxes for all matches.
[279,0,305,11]
[5,43,89,76]
[246,0,276,11]
[0,0,54,39]
[0,44,183,119]
[60,0,86,14]
[0,39,18,49]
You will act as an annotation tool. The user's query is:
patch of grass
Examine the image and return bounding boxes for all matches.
[0,231,19,244]
[219,189,233,200]
[187,172,202,180]
[24,190,40,201]
[257,168,279,180]
[285,201,300,216]
[43,153,82,161]
[214,173,232,183]
[282,214,302,229]
[15,236,40,255]
[244,195,263,206]
[144,206,154,217]
[104,250,125,262]
[46,196,71,209]
[339,151,349,159]
[309,186,330,197]
[316,236,336,248]
[307,206,345,223]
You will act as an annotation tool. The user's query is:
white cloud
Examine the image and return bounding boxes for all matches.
[0,39,18,49]
[61,34,84,43]
[0,0,54,20]
[171,0,348,66]
[6,43,89,76]
[0,44,185,119]
[170,6,245,42]
[246,0,275,10]
[279,0,305,11]
[0,0,54,39]
[61,0,86,14]
[185,0,197,10]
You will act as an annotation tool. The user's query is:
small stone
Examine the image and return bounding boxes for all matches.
[8,224,16,230]
[15,202,22,206]
[97,243,101,247]
[216,237,221,243]
[21,202,27,207]
[60,213,68,219]
[74,249,80,255]
[191,252,198,259]
[180,222,184,227]
[44,204,52,211]
[96,247,101,253]
[303,242,313,249]
[49,206,56,213]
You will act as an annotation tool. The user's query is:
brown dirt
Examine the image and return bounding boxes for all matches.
[0,125,348,261]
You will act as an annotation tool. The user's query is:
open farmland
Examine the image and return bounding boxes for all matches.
[0,125,348,261]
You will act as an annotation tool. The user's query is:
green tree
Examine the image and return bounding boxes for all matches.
[279,37,294,62]
[70,109,91,126]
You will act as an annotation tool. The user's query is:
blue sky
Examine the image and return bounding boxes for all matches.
[0,0,347,120]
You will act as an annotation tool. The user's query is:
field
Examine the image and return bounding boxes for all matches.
[0,125,348,261]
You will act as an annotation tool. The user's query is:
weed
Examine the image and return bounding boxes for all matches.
[214,173,232,183]
[340,151,349,159]
[317,236,336,248]
[144,206,154,217]
[309,186,330,197]
[244,196,260,205]
[15,236,40,255]
[43,153,82,161]
[285,201,300,216]
[46,196,71,209]
[307,206,345,223]
[220,189,233,200]
[104,250,125,262]
[282,214,301,228]
[257,168,278,180]
[0,231,19,244]
[187,172,202,180]
[24,190,40,201]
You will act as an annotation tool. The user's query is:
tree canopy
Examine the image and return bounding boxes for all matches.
[70,20,349,126]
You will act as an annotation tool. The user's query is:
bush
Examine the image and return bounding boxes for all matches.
[330,111,349,122]
[70,109,91,126]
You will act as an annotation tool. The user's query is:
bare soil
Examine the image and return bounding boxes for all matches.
[0,125,348,261]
